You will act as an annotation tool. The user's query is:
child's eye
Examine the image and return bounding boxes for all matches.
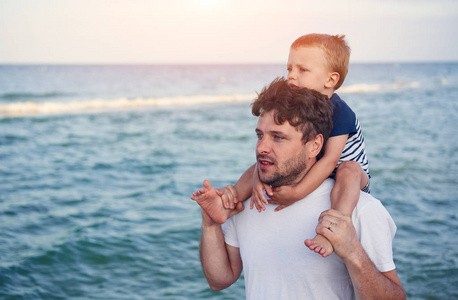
[287,67,292,72]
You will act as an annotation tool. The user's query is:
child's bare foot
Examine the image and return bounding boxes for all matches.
[304,234,334,257]
[191,180,244,224]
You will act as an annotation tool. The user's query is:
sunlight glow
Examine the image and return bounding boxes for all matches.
[1,0,457,63]
[196,0,219,9]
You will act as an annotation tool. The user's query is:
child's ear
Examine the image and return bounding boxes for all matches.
[325,72,340,89]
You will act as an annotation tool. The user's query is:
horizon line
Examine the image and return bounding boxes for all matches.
[1,60,458,66]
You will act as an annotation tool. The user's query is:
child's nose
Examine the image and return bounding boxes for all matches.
[288,71,296,80]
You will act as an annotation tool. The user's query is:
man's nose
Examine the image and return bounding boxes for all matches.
[256,136,271,154]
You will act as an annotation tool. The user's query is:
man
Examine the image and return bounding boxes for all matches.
[191,78,405,299]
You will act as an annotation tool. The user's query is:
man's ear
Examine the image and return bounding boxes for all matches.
[325,72,340,89]
[309,134,324,158]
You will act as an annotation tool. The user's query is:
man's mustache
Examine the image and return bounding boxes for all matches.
[257,154,277,165]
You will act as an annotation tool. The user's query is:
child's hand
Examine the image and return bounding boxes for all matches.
[217,184,238,209]
[268,185,300,212]
[250,168,271,212]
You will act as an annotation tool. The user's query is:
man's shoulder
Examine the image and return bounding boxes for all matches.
[353,192,394,227]
[355,192,383,211]
[308,178,335,198]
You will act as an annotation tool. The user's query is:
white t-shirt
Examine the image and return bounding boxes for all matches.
[222,178,397,300]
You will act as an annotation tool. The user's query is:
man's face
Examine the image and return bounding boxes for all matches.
[255,110,311,188]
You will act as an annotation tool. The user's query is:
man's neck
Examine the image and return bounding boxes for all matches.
[279,158,316,189]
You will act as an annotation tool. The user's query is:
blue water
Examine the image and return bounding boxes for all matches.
[1,63,457,299]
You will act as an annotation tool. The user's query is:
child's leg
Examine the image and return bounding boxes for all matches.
[330,161,369,216]
[305,161,368,257]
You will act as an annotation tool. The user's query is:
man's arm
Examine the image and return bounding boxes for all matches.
[200,209,243,290]
[192,180,244,290]
[339,237,405,299]
[318,209,406,299]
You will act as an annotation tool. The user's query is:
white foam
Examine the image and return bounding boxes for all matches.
[0,93,257,117]
[0,80,423,117]
[340,81,420,94]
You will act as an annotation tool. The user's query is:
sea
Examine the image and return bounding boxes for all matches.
[0,63,457,299]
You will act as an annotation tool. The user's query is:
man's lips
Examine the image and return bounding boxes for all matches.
[257,155,275,169]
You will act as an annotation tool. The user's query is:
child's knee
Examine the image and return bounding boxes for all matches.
[336,161,362,180]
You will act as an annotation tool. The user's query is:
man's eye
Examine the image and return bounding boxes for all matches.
[287,67,292,72]
[256,133,263,139]
[275,135,283,140]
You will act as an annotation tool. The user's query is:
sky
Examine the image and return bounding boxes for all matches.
[1,0,458,64]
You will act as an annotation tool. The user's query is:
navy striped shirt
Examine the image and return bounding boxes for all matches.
[329,93,370,179]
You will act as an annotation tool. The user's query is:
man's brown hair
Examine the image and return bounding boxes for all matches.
[252,77,333,159]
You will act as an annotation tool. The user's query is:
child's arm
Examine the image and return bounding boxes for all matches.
[233,163,256,202]
[220,163,272,211]
[249,165,273,212]
[219,163,257,209]
[269,134,348,211]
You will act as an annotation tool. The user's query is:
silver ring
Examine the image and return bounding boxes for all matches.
[328,222,334,230]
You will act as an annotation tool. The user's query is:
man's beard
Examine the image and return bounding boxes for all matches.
[257,153,307,188]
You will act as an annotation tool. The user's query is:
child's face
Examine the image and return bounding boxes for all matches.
[287,46,333,95]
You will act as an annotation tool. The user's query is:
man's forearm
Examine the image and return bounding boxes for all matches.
[199,210,241,291]
[344,245,405,299]
[318,209,405,299]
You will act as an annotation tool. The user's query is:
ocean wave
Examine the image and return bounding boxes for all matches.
[0,94,257,117]
[0,92,71,100]
[339,81,420,93]
[0,80,424,117]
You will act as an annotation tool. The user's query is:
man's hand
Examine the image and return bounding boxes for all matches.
[191,180,244,224]
[219,184,239,209]
[314,209,406,299]
[313,209,360,263]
